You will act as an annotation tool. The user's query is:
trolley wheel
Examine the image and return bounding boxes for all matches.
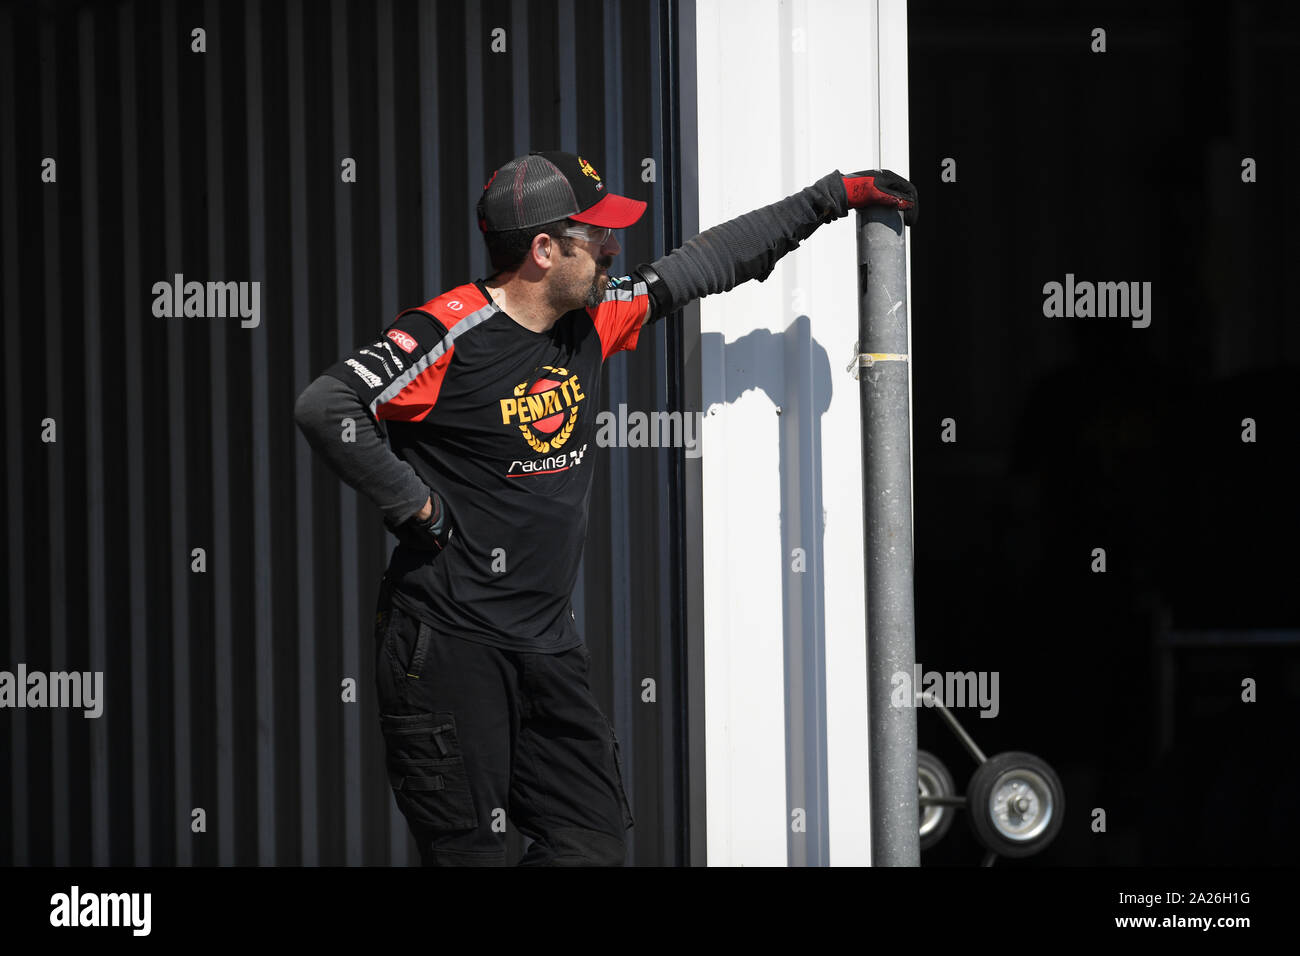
[917,749,957,851]
[966,751,1064,859]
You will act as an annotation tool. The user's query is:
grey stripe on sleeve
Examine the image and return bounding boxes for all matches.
[369,302,498,417]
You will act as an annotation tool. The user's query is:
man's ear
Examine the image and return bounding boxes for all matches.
[531,233,552,268]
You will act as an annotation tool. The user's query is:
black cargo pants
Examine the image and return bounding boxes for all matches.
[373,575,634,866]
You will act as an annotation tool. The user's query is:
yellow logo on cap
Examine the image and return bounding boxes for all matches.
[577,157,601,183]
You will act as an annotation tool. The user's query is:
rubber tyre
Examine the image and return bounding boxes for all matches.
[966,751,1064,859]
[917,749,957,852]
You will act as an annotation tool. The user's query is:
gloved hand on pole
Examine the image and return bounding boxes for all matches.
[842,169,918,227]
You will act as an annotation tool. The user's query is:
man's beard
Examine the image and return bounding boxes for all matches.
[548,271,604,314]
[549,246,612,311]
[582,273,606,308]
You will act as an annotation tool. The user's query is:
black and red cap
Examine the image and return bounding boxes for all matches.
[477,150,647,233]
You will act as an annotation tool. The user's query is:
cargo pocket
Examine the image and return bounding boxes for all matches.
[380,712,479,832]
[603,716,635,831]
[373,575,393,651]
[381,607,435,690]
[373,578,402,703]
[398,620,434,680]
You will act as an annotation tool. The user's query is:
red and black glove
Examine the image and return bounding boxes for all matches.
[842,169,918,227]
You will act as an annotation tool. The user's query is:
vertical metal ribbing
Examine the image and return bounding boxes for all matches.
[557,0,576,152]
[77,7,111,868]
[565,0,584,649]
[158,0,192,867]
[286,0,319,867]
[465,0,485,278]
[244,0,277,867]
[510,0,530,156]
[781,314,830,867]
[418,0,441,292]
[0,4,28,868]
[202,0,235,868]
[601,0,635,865]
[375,0,408,867]
[407,0,444,866]
[670,0,708,868]
[777,0,828,869]
[118,2,151,867]
[775,0,801,868]
[800,2,829,871]
[857,206,919,867]
[647,0,678,863]
[39,16,70,869]
[330,0,363,867]
[564,0,588,685]
[2,0,695,869]
[376,0,398,346]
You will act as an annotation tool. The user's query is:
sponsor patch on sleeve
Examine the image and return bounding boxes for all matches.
[387,328,418,354]
[345,358,383,388]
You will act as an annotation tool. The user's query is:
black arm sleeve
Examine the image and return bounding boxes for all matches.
[639,169,849,318]
[293,373,431,525]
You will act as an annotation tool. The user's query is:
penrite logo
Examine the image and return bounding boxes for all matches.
[577,157,601,183]
[498,366,586,456]
[386,328,417,353]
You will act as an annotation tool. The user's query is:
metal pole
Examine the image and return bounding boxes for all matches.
[854,206,919,866]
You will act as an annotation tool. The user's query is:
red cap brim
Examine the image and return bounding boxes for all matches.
[569,192,647,229]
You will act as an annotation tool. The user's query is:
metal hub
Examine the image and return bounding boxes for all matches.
[987,769,1053,841]
[918,768,946,837]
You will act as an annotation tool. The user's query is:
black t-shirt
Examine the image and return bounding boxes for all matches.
[325,275,652,653]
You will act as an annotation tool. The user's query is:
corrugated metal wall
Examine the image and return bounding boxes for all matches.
[0,0,696,866]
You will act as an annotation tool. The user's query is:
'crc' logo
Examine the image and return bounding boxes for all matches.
[386,329,417,354]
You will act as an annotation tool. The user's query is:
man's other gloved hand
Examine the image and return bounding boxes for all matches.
[384,493,453,552]
[842,169,918,227]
